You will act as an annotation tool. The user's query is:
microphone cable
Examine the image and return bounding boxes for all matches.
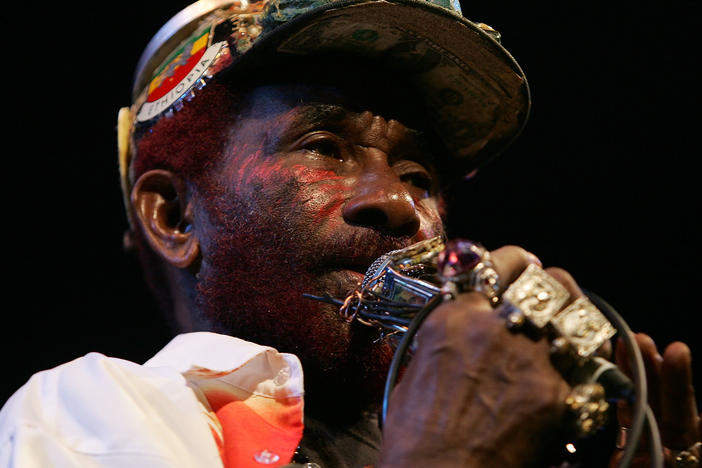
[585,290,662,468]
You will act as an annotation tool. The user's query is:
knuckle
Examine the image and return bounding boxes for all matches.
[543,266,574,282]
[492,245,533,265]
[455,291,494,309]
[543,266,581,295]
[420,293,493,338]
[492,245,541,286]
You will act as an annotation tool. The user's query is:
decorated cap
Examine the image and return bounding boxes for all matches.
[118,0,530,216]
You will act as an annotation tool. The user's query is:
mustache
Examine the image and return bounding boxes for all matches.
[314,228,418,271]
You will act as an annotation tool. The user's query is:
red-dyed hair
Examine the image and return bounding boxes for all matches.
[129,82,240,321]
[133,82,238,184]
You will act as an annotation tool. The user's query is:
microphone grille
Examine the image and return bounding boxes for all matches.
[361,252,397,289]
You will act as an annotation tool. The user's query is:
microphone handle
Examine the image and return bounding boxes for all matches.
[572,356,635,402]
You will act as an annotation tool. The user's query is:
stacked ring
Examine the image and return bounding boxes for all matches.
[436,239,500,305]
[502,263,616,360]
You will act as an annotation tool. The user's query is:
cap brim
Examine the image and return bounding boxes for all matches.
[225,0,531,179]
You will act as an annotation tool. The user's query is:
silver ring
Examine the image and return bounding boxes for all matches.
[436,239,500,305]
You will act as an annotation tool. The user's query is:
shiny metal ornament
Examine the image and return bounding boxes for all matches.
[550,296,617,359]
[436,239,500,305]
[565,383,610,438]
[667,442,702,468]
[502,263,570,329]
[352,237,444,334]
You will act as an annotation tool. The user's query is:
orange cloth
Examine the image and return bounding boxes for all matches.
[216,400,303,468]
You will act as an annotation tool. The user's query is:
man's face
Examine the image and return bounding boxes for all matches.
[188,80,445,410]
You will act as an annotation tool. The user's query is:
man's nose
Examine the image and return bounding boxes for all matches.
[342,164,421,237]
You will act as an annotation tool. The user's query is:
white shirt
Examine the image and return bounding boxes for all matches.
[0,332,305,467]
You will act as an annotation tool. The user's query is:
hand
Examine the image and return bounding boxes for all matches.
[377,246,581,468]
[611,334,701,467]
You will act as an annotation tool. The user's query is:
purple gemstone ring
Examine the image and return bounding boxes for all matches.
[437,239,501,305]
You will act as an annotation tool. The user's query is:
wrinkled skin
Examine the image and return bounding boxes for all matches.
[133,79,699,465]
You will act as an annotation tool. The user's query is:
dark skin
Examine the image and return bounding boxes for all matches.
[131,81,700,466]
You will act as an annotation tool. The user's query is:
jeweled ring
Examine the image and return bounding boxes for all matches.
[666,441,702,468]
[502,264,616,358]
[436,239,500,305]
[564,383,610,438]
[502,263,570,330]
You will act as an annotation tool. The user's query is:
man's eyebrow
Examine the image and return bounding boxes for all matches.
[262,101,433,157]
[263,103,353,152]
[288,103,352,131]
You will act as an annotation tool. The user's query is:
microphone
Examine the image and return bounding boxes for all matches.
[570,355,635,402]
[308,238,639,407]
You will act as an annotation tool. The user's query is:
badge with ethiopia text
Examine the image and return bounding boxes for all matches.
[136,28,225,122]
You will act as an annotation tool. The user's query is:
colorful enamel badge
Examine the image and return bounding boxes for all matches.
[136,28,224,122]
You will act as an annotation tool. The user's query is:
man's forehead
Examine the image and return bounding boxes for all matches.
[240,84,350,120]
[228,82,431,154]
[234,81,429,133]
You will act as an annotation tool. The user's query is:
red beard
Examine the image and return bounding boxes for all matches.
[193,169,413,418]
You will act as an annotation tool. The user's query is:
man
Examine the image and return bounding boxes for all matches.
[1,0,699,467]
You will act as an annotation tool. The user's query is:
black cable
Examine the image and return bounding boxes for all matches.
[381,293,445,425]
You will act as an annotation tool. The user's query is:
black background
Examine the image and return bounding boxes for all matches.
[3,1,699,409]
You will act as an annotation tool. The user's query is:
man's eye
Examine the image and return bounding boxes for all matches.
[298,134,342,160]
[401,171,433,191]
[395,160,434,192]
[304,141,339,158]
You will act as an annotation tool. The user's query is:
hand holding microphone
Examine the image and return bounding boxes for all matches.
[350,238,664,467]
[378,243,579,467]
[307,237,682,466]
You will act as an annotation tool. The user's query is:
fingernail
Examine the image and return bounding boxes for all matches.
[528,252,542,267]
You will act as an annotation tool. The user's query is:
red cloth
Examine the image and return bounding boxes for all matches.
[215,400,304,468]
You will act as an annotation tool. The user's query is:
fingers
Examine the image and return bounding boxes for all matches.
[618,334,664,416]
[489,245,542,293]
[543,267,585,302]
[488,246,584,302]
[488,247,617,362]
[614,333,664,428]
[661,341,699,449]
[483,245,701,462]
[614,335,701,459]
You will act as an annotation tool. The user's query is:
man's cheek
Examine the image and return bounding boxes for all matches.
[289,164,343,185]
[228,152,286,195]
[289,164,349,224]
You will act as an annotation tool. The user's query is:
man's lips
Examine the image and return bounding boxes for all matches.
[311,231,425,297]
[316,230,413,271]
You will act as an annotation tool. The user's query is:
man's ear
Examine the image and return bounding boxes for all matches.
[131,169,199,269]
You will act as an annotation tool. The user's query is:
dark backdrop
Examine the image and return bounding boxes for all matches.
[3,2,699,407]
